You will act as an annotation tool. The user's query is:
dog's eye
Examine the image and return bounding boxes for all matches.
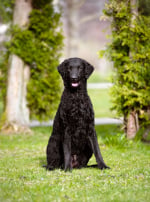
[78,66,82,71]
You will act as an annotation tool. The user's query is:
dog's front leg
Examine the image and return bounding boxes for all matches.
[88,129,110,169]
[63,128,72,171]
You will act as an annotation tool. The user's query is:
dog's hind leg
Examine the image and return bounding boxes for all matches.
[46,135,63,170]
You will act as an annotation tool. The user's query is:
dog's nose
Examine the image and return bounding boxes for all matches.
[70,66,78,80]
[71,77,78,82]
[70,71,78,81]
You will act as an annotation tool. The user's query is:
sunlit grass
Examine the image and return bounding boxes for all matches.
[88,70,112,83]
[0,126,150,202]
[88,88,115,118]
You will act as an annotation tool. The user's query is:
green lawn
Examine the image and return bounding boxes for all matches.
[88,88,115,118]
[88,71,107,83]
[0,125,150,202]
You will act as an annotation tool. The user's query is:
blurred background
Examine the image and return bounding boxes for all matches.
[0,0,112,80]
[0,0,113,124]
[1,0,150,139]
[58,0,112,81]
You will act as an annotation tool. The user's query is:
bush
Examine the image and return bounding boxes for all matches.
[7,1,64,120]
[99,0,150,128]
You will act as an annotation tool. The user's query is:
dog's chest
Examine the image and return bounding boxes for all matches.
[60,93,93,123]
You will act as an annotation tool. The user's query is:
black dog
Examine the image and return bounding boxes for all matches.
[46,57,109,171]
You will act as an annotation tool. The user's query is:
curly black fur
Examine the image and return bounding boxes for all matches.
[46,57,109,171]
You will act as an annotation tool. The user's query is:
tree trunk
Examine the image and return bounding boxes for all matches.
[2,0,32,133]
[126,111,139,139]
[130,0,138,22]
[64,0,80,57]
[142,108,150,142]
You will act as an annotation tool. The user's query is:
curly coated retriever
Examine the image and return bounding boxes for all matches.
[46,57,109,171]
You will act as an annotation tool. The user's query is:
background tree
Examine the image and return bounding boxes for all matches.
[1,0,32,133]
[126,0,139,139]
[61,0,80,57]
[0,0,13,115]
[99,0,150,139]
[0,0,64,133]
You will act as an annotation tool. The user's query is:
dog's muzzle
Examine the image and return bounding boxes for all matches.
[71,82,79,87]
[71,78,80,88]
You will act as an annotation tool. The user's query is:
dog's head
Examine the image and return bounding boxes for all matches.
[58,58,94,89]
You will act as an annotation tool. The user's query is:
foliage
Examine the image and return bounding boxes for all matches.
[0,52,8,105]
[0,0,14,23]
[32,0,53,9]
[0,125,150,202]
[138,0,150,16]
[99,0,150,127]
[0,0,13,105]
[5,0,64,120]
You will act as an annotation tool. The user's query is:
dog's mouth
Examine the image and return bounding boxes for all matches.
[71,82,79,88]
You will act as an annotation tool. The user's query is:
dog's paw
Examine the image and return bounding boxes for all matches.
[98,163,110,170]
[64,165,72,172]
[46,165,55,171]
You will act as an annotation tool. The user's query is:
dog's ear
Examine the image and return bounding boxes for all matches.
[57,60,67,79]
[83,59,94,79]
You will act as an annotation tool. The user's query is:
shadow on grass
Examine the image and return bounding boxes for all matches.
[39,155,110,171]
[39,156,47,168]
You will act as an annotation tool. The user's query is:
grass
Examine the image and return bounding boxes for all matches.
[87,71,115,118]
[0,125,150,202]
[88,88,115,118]
[88,71,111,83]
